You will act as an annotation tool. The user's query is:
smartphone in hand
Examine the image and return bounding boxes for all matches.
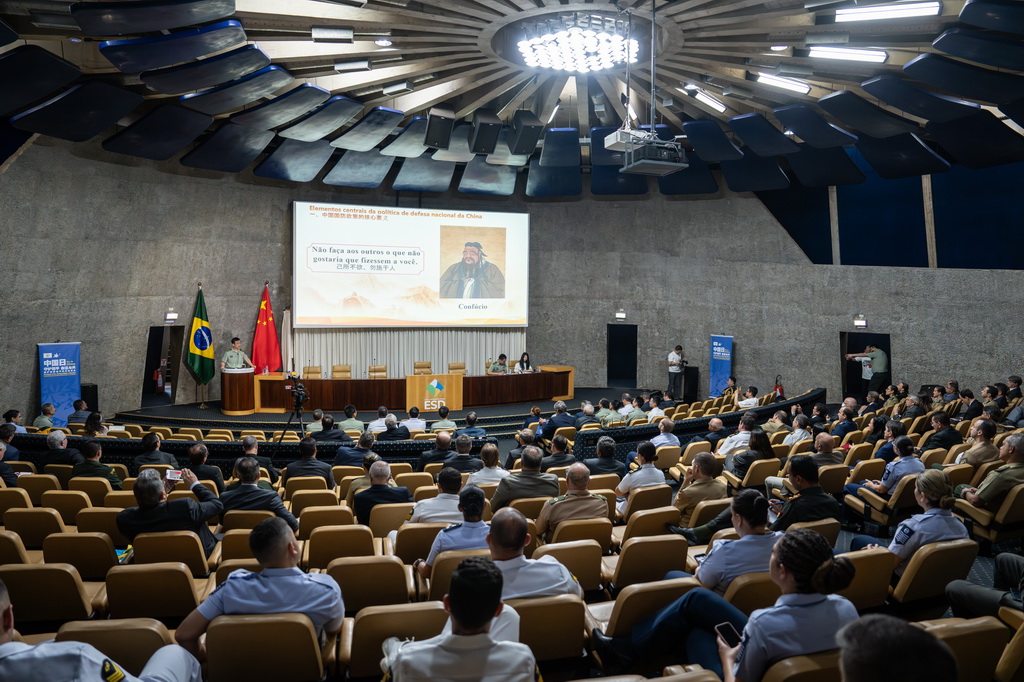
[166,469,183,481]
[715,621,743,648]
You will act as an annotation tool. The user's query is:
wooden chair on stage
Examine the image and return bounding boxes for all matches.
[331,365,352,379]
[447,362,466,376]
[413,361,432,375]
[302,366,321,380]
[368,365,388,379]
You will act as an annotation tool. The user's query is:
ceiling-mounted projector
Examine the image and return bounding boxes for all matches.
[620,137,688,176]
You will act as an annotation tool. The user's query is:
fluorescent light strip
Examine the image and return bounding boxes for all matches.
[807,46,888,63]
[695,90,727,113]
[756,72,811,94]
[835,1,941,22]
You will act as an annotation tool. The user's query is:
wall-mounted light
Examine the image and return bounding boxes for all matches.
[615,308,627,321]
[853,314,867,329]
[165,309,179,325]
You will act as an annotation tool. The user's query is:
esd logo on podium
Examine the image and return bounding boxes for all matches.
[424,379,446,410]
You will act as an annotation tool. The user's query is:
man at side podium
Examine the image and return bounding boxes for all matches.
[220,337,253,370]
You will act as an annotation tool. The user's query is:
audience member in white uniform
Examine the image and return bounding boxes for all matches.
[401,406,427,432]
[467,443,511,486]
[383,557,538,681]
[0,578,202,682]
[717,412,758,457]
[487,507,582,599]
[387,467,464,544]
[615,442,665,515]
[367,406,389,433]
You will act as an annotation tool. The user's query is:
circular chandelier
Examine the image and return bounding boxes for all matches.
[517,15,639,74]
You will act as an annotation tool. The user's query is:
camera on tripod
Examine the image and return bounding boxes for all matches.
[285,372,309,408]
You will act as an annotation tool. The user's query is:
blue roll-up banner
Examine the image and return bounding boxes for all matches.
[709,334,733,397]
[37,342,82,427]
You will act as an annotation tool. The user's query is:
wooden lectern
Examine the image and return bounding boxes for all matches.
[221,368,255,415]
[404,373,463,413]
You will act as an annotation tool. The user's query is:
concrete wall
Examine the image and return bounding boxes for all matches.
[1,136,1020,418]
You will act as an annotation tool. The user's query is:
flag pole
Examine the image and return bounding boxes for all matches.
[197,282,208,409]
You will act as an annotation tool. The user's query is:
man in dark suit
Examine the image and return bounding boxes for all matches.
[956,389,983,423]
[0,441,18,487]
[70,440,121,490]
[455,411,487,438]
[116,467,223,557]
[415,430,453,472]
[683,417,730,450]
[1007,376,1022,401]
[490,446,559,511]
[540,401,575,440]
[187,443,225,493]
[443,434,484,473]
[583,435,626,479]
[311,415,353,444]
[133,432,177,471]
[241,435,279,484]
[37,430,84,468]
[504,429,544,470]
[220,456,298,530]
[353,461,412,525]
[333,431,375,467]
[0,424,19,461]
[920,411,964,452]
[541,434,576,472]
[830,407,858,442]
[280,437,333,487]
[897,395,926,421]
[376,414,411,441]
[573,403,600,431]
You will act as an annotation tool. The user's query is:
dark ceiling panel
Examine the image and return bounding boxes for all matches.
[253,138,335,182]
[524,158,581,197]
[926,110,1024,169]
[959,0,1024,35]
[380,117,430,158]
[932,27,1024,71]
[656,156,719,195]
[99,20,246,73]
[179,65,293,116]
[728,113,800,157]
[0,19,16,46]
[322,149,395,188]
[860,75,978,123]
[393,152,456,192]
[458,155,517,195]
[817,90,919,138]
[102,105,212,160]
[179,122,274,172]
[279,96,362,142]
[855,133,950,179]
[682,120,743,161]
[10,81,143,142]
[71,0,236,36]
[773,104,858,148]
[719,149,790,191]
[330,106,404,151]
[591,165,649,195]
[785,144,866,187]
[230,84,331,130]
[903,53,1024,104]
[0,46,81,118]
[538,128,581,166]
[998,98,1024,129]
[141,45,270,95]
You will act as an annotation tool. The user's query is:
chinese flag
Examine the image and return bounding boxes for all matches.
[251,285,282,372]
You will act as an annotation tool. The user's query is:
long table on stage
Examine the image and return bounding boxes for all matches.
[249,364,574,414]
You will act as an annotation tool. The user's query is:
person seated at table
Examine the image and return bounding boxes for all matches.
[512,352,534,374]
[487,354,509,375]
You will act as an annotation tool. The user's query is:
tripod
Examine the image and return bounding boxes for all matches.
[277,396,307,444]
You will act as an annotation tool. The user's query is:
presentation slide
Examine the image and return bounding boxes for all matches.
[293,201,530,327]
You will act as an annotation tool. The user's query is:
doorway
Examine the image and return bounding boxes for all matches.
[607,324,638,388]
[141,326,185,407]
[840,331,892,404]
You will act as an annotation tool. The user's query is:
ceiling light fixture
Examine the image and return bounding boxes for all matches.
[756,72,811,94]
[311,27,354,43]
[695,90,727,113]
[334,60,371,72]
[518,15,638,74]
[770,45,788,51]
[547,99,561,123]
[808,45,888,63]
[374,37,393,46]
[835,1,941,22]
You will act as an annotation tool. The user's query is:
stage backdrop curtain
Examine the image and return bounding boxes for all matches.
[294,328,526,379]
[280,309,294,374]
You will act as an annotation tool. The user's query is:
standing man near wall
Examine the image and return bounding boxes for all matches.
[667,345,683,397]
[845,344,889,394]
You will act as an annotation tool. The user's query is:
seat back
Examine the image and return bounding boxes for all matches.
[42,532,118,581]
[611,535,688,589]
[413,360,432,375]
[3,507,66,548]
[345,601,447,678]
[847,458,886,485]
[297,506,354,541]
[992,482,1024,526]
[40,489,92,525]
[550,517,613,554]
[762,650,841,682]
[207,613,324,682]
[915,616,1008,682]
[920,448,949,468]
[621,484,673,521]
[76,507,130,547]
[837,546,898,610]
[368,502,415,538]
[587,474,620,491]
[290,489,339,517]
[891,538,979,604]
[325,555,411,613]
[68,477,114,507]
[841,430,865,447]
[220,529,254,561]
[56,618,174,677]
[738,458,781,489]
[997,607,1024,682]
[392,522,449,564]
[533,540,603,591]
[505,594,586,661]
[971,459,1004,488]
[368,364,388,379]
[305,525,376,569]
[552,426,577,442]
[132,531,210,577]
[215,558,263,585]
[221,509,275,531]
[789,439,813,455]
[655,446,682,471]
[509,496,550,520]
[0,487,33,516]
[723,571,782,614]
[16,474,61,505]
[620,506,681,545]
[302,365,322,380]
[605,577,701,637]
[394,472,434,495]
[0,562,94,624]
[43,464,74,489]
[0,529,31,565]
[8,461,38,474]
[447,362,466,375]
[106,562,200,621]
[787,518,841,547]
[687,497,732,528]
[284,476,328,500]
[427,548,490,601]
[844,442,873,465]
[331,364,352,379]
[332,465,364,486]
[816,465,849,497]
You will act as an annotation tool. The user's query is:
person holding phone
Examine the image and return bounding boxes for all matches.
[593,529,857,679]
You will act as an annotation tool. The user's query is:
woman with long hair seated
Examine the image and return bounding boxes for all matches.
[521,405,542,430]
[83,411,108,437]
[594,528,857,679]
[467,443,510,486]
[512,352,534,373]
[725,428,776,480]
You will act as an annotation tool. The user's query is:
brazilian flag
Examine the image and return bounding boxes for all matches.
[186,288,215,385]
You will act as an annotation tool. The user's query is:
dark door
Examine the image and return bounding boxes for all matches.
[607,324,638,387]
[840,331,892,403]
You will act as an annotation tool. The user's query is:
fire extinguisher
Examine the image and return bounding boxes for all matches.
[773,375,785,402]
[153,369,164,393]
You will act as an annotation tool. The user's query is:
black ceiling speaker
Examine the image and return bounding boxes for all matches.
[508,110,543,155]
[469,108,501,154]
[424,105,455,149]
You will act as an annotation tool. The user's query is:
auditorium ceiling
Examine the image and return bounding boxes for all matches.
[2,0,1024,194]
